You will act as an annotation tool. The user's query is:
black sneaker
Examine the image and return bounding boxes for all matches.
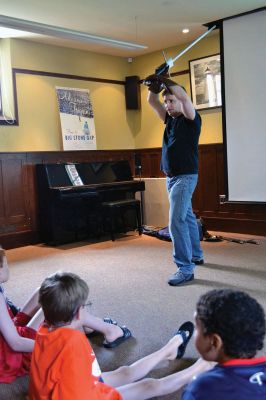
[193,259,204,265]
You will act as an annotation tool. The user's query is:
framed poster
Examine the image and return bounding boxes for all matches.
[56,87,97,150]
[189,54,222,110]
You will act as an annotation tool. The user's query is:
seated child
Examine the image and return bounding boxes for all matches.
[29,271,213,400]
[0,249,131,384]
[182,289,266,400]
[0,248,42,383]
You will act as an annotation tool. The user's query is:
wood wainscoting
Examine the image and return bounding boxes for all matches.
[135,144,266,237]
[0,150,135,249]
[0,144,265,249]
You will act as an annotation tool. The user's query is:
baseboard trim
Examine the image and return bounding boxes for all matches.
[0,231,40,250]
[204,217,266,236]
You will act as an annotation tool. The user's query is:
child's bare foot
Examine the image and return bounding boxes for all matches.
[103,325,132,348]
[165,321,194,360]
[83,317,117,336]
[165,331,189,360]
[104,324,125,343]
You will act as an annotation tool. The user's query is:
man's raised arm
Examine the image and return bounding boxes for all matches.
[147,90,166,121]
[143,74,166,121]
[168,84,195,120]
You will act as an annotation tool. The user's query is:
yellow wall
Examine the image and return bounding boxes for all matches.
[0,39,135,151]
[0,33,222,151]
[132,32,222,148]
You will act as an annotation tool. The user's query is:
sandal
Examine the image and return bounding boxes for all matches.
[86,317,118,337]
[103,326,132,348]
[175,321,194,359]
[103,317,118,325]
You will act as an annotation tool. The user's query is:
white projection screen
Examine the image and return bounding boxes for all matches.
[221,9,266,202]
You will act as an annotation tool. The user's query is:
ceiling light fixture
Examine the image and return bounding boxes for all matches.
[0,14,148,50]
[0,26,34,38]
[182,28,189,34]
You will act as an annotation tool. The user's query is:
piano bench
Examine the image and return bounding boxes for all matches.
[101,199,142,241]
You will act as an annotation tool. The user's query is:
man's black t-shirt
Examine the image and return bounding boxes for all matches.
[161,112,202,176]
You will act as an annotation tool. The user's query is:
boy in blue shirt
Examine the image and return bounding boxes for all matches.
[182,289,266,399]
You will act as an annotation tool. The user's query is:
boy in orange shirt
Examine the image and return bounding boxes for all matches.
[29,272,213,400]
[0,248,131,385]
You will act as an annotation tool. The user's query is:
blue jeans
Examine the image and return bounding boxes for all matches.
[167,174,203,274]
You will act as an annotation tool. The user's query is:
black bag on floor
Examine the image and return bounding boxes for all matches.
[143,217,204,242]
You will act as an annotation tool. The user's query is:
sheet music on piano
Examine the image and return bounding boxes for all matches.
[65,164,84,186]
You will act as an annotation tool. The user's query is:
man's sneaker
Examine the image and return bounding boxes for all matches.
[193,259,204,265]
[168,270,194,286]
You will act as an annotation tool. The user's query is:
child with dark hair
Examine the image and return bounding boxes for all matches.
[182,289,266,399]
[29,271,213,400]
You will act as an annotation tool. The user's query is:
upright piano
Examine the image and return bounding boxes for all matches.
[36,160,145,245]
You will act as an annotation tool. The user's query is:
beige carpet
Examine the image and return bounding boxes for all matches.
[1,232,266,399]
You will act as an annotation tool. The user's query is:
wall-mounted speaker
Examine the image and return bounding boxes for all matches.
[125,76,141,110]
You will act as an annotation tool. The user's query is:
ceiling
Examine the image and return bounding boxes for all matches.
[0,0,264,58]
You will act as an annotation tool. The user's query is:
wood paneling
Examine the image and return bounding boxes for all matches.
[0,154,31,237]
[0,145,265,249]
[0,150,135,248]
[136,144,266,236]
